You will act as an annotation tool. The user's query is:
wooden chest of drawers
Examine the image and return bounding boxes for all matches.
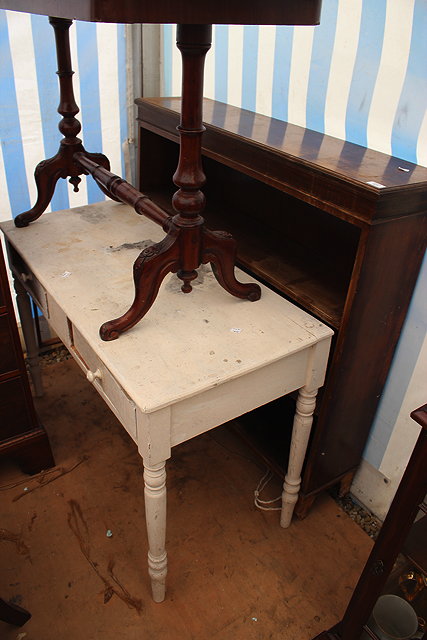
[0,241,54,473]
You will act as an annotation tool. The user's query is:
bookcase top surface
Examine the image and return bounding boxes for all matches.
[137,97,427,224]
[141,98,427,193]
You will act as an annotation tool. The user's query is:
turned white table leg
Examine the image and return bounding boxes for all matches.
[280,386,318,528]
[143,461,167,602]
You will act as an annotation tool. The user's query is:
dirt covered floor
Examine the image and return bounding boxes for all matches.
[0,358,372,640]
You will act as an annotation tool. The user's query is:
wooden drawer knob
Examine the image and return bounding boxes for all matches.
[86,368,102,383]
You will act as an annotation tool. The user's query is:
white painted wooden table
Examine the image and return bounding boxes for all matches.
[1,201,333,602]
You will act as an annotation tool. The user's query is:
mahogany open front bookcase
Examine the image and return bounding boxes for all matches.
[135,96,427,515]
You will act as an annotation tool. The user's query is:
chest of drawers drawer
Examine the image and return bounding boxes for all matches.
[0,238,54,473]
[0,313,20,376]
[0,376,35,439]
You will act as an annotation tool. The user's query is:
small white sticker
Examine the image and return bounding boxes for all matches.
[60,271,72,278]
[366,181,386,189]
[230,327,242,333]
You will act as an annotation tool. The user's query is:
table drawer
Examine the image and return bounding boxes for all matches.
[26,273,47,315]
[71,326,137,441]
[8,245,48,315]
[46,293,73,349]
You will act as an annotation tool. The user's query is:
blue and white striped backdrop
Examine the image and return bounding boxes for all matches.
[0,10,127,222]
[163,0,427,167]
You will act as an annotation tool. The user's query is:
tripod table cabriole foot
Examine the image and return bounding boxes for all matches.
[14,16,118,229]
[281,387,319,529]
[96,218,261,341]
[74,154,261,341]
[97,220,261,341]
[202,227,261,302]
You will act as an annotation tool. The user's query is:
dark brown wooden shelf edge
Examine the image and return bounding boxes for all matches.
[136,97,427,224]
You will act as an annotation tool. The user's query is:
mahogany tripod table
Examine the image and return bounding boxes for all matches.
[0,0,322,339]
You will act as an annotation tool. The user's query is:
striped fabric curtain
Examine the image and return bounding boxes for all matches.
[162,0,427,167]
[0,10,127,221]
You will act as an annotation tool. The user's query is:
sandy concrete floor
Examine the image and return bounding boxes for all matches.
[0,358,372,639]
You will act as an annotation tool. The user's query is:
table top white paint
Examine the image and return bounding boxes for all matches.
[1,201,332,414]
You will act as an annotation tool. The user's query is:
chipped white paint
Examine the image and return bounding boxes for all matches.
[1,200,332,601]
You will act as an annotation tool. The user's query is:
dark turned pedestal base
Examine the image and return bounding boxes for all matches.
[15,19,261,340]
[14,17,120,229]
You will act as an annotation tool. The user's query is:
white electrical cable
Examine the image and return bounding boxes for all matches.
[254,470,282,512]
